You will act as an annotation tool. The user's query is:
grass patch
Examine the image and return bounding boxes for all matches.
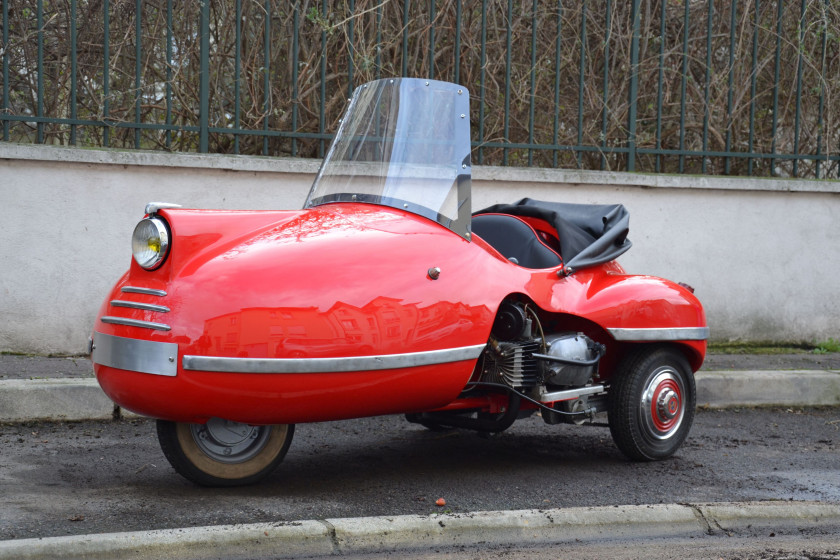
[707,343,807,355]
[814,338,840,354]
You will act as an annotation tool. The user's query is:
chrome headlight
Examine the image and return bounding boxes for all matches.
[132,217,170,270]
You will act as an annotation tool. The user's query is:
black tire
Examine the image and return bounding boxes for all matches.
[608,346,696,461]
[157,418,294,487]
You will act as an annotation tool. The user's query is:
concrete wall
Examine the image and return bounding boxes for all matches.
[2,142,838,354]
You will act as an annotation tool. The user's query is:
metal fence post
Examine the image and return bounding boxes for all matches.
[37,0,44,144]
[401,0,410,77]
[793,0,806,177]
[134,0,142,149]
[103,0,111,147]
[199,0,210,153]
[262,0,270,155]
[816,0,828,179]
[770,0,784,176]
[627,0,641,172]
[553,2,564,169]
[70,0,77,145]
[503,0,512,166]
[748,0,760,175]
[165,0,173,149]
[2,0,9,141]
[601,0,612,171]
[678,0,690,173]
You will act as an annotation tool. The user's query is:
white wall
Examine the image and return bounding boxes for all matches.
[2,143,838,354]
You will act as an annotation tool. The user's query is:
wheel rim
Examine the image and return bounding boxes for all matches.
[639,366,686,440]
[189,418,272,464]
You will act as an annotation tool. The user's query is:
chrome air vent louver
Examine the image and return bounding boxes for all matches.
[100,317,171,331]
[110,300,170,313]
[102,286,171,331]
[121,286,167,297]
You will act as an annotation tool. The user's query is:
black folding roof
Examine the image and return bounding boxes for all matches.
[475,198,632,274]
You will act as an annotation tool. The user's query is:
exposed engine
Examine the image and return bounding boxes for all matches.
[409,300,607,432]
[479,301,604,392]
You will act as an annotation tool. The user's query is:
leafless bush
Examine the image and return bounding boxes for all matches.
[1,0,838,177]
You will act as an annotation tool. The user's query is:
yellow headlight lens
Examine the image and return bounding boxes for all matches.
[132,217,170,269]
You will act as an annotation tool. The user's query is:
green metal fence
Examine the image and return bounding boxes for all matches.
[1,0,838,178]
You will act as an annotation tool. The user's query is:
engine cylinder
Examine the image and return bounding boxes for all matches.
[483,340,541,390]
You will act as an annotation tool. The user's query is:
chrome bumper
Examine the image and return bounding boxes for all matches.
[91,331,178,377]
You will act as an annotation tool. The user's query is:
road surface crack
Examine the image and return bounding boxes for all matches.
[318,519,340,553]
[682,503,724,536]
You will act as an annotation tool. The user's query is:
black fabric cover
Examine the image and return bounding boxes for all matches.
[474,198,631,272]
[471,214,563,269]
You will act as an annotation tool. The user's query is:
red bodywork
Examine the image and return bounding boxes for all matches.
[93,202,706,425]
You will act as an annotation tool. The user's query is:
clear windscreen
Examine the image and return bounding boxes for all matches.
[305,78,472,239]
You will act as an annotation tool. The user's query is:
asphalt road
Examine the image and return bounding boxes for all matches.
[1,407,839,542]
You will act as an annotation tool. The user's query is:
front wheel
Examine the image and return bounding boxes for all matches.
[608,346,696,461]
[157,418,294,487]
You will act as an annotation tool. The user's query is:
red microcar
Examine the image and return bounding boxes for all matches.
[91,78,708,486]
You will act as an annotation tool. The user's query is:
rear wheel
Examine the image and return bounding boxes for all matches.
[157,418,294,487]
[608,346,695,461]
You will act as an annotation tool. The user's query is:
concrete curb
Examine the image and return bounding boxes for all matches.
[695,369,840,408]
[2,370,839,422]
[1,502,838,560]
[0,379,114,422]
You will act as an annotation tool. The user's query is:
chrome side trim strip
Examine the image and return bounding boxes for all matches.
[607,327,710,341]
[539,384,605,403]
[101,316,171,331]
[91,331,178,376]
[183,343,487,374]
[122,286,167,297]
[110,300,171,313]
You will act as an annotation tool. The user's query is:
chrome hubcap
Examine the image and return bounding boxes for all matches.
[190,418,271,464]
[640,367,685,440]
[657,389,679,420]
